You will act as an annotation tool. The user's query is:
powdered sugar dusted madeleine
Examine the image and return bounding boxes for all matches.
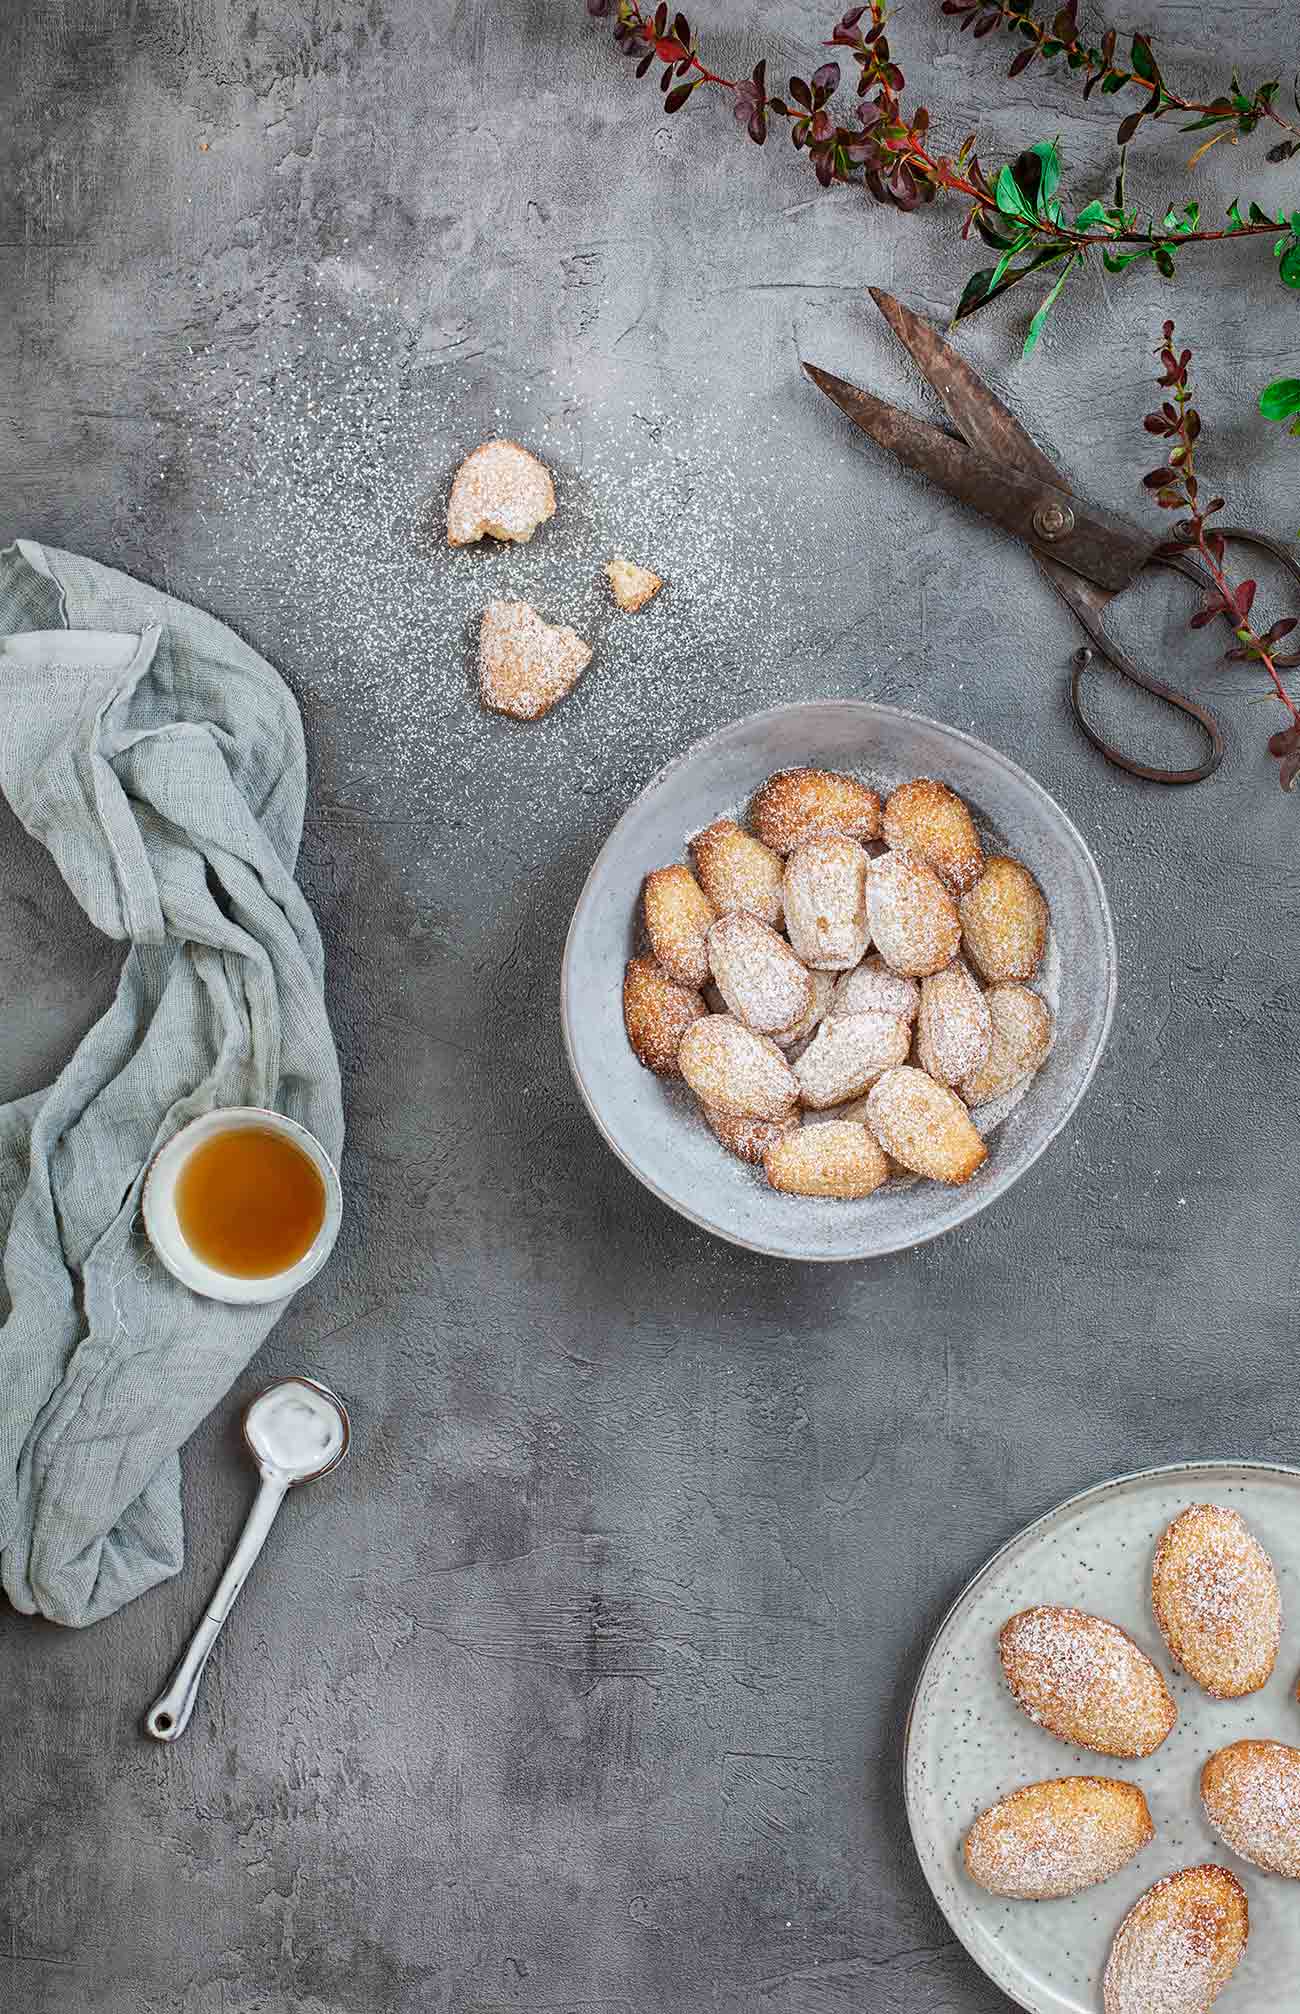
[448,439,555,546]
[480,600,592,720]
[1202,1740,1300,1879]
[915,959,992,1088]
[751,767,881,855]
[830,954,920,1027]
[703,1104,799,1167]
[643,864,716,989]
[783,835,871,971]
[866,852,961,978]
[707,913,813,1036]
[883,777,984,894]
[1103,1866,1247,2014]
[963,1777,1154,1901]
[763,1121,888,1199]
[1152,1504,1281,1698]
[794,1011,910,1110]
[999,1605,1176,1759]
[864,1066,987,1185]
[689,819,784,928]
[961,983,1053,1105]
[678,1014,797,1121]
[773,969,835,1049]
[960,856,1049,982]
[623,956,705,1077]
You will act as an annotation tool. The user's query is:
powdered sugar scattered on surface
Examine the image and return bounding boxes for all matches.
[174,277,846,857]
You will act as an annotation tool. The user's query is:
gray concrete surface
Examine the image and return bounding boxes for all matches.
[2,1,1298,2008]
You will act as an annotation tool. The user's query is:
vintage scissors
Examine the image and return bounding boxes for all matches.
[804,288,1300,784]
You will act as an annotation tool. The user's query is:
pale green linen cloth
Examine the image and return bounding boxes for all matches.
[0,540,342,1626]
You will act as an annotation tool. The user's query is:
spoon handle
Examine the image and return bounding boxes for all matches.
[144,1472,288,1742]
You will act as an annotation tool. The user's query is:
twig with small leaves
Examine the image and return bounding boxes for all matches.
[942,0,1300,166]
[582,1,1300,353]
[1142,324,1300,789]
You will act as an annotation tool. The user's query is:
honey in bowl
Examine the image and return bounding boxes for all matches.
[174,1125,326,1279]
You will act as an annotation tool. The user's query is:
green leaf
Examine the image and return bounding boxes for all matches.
[955,267,998,320]
[953,246,1068,323]
[1248,201,1274,224]
[1227,197,1246,230]
[1100,72,1126,94]
[1073,198,1111,230]
[1259,377,1300,421]
[1280,237,1300,288]
[1024,138,1061,205]
[1023,254,1078,356]
[994,164,1036,220]
[1130,32,1157,82]
[989,232,1032,291]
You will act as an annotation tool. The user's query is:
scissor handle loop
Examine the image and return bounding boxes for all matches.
[1067,547,1226,785]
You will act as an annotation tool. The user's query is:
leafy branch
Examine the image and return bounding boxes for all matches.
[942,0,1300,166]
[583,1,1300,352]
[1142,324,1300,789]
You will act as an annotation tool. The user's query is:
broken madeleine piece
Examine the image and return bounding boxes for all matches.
[479,599,592,721]
[448,439,555,546]
[606,556,663,611]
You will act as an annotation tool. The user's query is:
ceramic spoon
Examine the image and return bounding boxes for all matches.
[144,1375,350,1742]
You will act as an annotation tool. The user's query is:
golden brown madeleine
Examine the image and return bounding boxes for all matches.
[763,1121,888,1199]
[915,959,992,1088]
[1202,1739,1300,1878]
[883,777,984,893]
[448,439,555,546]
[689,818,784,928]
[783,835,872,971]
[863,1066,987,1185]
[866,852,961,977]
[1152,1504,1281,1698]
[959,856,1049,982]
[622,956,706,1077]
[793,1011,910,1110]
[772,969,836,1049]
[677,1014,798,1120]
[642,864,717,989]
[999,1605,1176,1759]
[706,913,813,1036]
[750,766,881,855]
[830,954,920,1026]
[702,1104,800,1167]
[963,1777,1154,1901]
[1103,1866,1247,2014]
[961,984,1053,1105]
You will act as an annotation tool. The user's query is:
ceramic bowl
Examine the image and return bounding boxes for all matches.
[143,1107,343,1303]
[561,702,1116,1262]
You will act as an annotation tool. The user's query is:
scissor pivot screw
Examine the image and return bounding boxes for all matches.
[1033,501,1075,541]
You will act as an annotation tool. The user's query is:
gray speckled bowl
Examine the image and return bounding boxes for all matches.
[560,702,1116,1261]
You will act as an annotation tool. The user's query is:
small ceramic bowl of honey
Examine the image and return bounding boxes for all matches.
[143,1108,342,1304]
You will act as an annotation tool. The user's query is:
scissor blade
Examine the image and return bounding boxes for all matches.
[802,361,1158,595]
[868,287,1065,492]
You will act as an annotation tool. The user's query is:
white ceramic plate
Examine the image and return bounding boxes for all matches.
[905,1461,1300,2012]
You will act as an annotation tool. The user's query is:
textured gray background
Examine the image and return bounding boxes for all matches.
[2,1,1298,2009]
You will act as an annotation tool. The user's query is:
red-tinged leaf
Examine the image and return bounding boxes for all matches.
[1190,597,1229,627]
[654,36,686,59]
[1268,722,1300,756]
[1205,497,1225,514]
[1009,47,1035,76]
[1280,744,1300,789]
[635,50,654,77]
[1157,492,1185,508]
[673,11,690,41]
[1143,466,1179,487]
[788,74,813,109]
[1262,617,1300,646]
[653,1,668,32]
[811,61,840,95]
[663,80,694,111]
[1143,415,1170,433]
[1234,580,1257,619]
[973,12,1000,35]
[1117,110,1144,144]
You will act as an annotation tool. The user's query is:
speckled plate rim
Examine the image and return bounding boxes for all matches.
[901,1457,1300,2014]
[560,700,1118,1262]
